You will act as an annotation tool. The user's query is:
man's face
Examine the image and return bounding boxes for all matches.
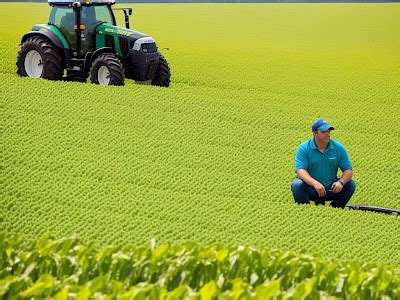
[314,129,331,143]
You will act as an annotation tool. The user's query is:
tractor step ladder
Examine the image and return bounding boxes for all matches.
[66,58,86,82]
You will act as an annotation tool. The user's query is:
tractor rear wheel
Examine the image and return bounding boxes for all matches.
[90,54,125,86]
[16,36,63,80]
[152,55,171,87]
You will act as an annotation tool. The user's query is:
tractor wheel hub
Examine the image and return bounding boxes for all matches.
[98,66,111,85]
[24,50,43,78]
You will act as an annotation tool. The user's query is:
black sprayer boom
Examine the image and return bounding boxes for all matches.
[347,204,399,216]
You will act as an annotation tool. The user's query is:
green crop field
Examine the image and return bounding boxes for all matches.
[1,3,400,298]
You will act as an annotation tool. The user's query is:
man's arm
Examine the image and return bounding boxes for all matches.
[340,169,353,185]
[295,145,327,197]
[297,169,327,197]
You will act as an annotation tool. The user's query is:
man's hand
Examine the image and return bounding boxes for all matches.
[331,181,343,193]
[313,182,326,197]
[297,169,326,197]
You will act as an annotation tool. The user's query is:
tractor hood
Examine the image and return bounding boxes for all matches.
[95,24,158,58]
[97,24,155,45]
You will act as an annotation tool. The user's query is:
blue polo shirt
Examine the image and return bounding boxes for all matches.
[295,138,352,187]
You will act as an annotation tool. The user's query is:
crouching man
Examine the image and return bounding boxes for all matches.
[291,119,356,208]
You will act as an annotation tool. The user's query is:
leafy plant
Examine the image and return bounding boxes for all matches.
[0,232,399,299]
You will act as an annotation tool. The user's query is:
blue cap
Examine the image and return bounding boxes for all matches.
[311,119,334,132]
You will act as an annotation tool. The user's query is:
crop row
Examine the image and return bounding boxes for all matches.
[1,232,400,299]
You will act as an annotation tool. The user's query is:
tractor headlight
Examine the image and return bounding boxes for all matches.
[132,37,157,53]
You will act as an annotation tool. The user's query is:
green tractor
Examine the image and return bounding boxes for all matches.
[16,0,170,87]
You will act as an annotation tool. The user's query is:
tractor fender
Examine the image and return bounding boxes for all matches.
[85,47,115,74]
[21,31,65,49]
[21,30,71,64]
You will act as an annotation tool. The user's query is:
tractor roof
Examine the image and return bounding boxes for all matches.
[48,0,115,5]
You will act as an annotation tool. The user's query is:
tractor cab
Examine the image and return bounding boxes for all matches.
[48,3,116,53]
[16,0,170,87]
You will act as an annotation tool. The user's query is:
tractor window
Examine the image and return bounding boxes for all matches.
[82,6,114,27]
[81,6,114,32]
[94,6,114,25]
[49,6,76,49]
[81,6,114,52]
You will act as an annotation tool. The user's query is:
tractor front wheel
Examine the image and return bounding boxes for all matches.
[16,36,63,80]
[90,54,125,86]
[152,55,171,87]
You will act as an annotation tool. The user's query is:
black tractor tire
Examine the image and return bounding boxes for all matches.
[90,54,125,86]
[16,36,63,80]
[152,55,171,87]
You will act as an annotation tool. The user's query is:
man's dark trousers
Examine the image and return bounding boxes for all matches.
[291,178,356,208]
